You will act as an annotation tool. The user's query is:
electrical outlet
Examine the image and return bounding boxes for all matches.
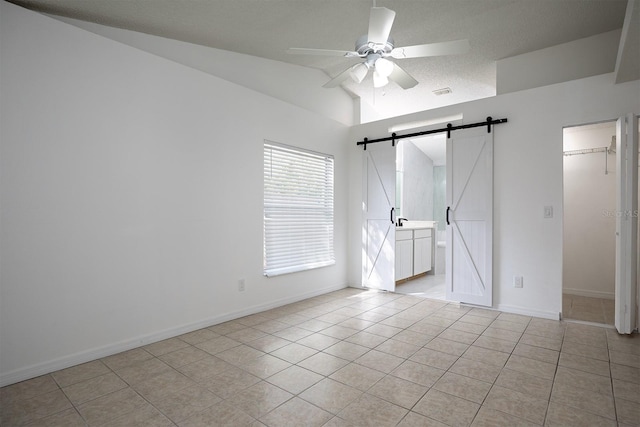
[514,276,523,288]
[238,278,245,292]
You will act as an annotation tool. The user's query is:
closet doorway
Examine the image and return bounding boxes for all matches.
[562,121,617,324]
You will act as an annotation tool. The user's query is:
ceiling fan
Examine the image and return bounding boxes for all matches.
[287,7,470,90]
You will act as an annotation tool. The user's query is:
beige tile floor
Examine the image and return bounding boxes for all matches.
[1,288,639,426]
[563,294,616,325]
[395,274,446,300]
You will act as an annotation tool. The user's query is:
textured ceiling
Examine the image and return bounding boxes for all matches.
[9,0,630,116]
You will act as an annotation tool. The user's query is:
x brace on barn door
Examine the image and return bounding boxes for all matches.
[356,116,508,149]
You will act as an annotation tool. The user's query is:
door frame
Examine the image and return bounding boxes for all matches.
[561,115,639,333]
[615,114,638,334]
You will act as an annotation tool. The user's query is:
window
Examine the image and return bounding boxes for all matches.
[263,141,335,276]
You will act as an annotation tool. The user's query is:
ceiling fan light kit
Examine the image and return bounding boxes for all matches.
[373,57,394,77]
[350,63,370,83]
[373,71,389,88]
[287,6,470,91]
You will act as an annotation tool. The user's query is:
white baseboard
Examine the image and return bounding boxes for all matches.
[0,283,347,387]
[494,304,560,321]
[563,288,615,300]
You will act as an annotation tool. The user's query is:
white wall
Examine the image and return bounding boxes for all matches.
[0,2,350,386]
[397,141,434,221]
[563,122,617,299]
[614,0,640,84]
[433,166,447,232]
[497,30,621,95]
[348,73,640,320]
[49,15,355,127]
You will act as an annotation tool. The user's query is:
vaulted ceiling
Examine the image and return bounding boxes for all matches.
[8,0,637,119]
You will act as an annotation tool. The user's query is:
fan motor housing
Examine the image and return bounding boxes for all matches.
[355,34,394,56]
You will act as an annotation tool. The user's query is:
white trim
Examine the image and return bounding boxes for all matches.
[0,283,347,387]
[494,304,560,321]
[615,114,639,334]
[563,288,615,300]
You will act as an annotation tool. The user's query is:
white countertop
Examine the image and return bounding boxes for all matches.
[396,220,437,230]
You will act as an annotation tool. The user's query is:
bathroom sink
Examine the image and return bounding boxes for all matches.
[396,221,437,230]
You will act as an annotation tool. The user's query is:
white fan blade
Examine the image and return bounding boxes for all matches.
[323,66,356,88]
[388,63,418,89]
[287,48,359,57]
[368,7,396,45]
[390,39,470,59]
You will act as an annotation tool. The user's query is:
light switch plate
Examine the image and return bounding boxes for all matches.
[544,206,553,218]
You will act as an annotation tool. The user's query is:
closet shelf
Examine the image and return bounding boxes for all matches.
[563,146,609,156]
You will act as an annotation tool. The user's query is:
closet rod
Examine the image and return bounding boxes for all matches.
[356,116,508,150]
[563,147,609,156]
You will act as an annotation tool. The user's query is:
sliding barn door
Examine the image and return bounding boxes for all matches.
[615,114,638,334]
[362,143,396,292]
[446,128,493,306]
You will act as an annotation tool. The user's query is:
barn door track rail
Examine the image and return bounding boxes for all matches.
[357,116,508,150]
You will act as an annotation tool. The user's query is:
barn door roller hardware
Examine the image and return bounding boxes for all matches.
[357,116,508,150]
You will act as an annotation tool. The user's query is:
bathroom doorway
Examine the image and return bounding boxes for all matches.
[562,121,617,324]
[395,134,447,299]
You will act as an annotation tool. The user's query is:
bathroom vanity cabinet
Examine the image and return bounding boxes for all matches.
[395,226,433,282]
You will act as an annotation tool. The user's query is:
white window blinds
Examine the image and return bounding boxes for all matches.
[264,141,335,277]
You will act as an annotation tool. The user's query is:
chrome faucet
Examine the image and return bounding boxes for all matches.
[397,218,408,227]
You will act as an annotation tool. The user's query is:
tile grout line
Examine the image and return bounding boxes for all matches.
[2,289,638,426]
